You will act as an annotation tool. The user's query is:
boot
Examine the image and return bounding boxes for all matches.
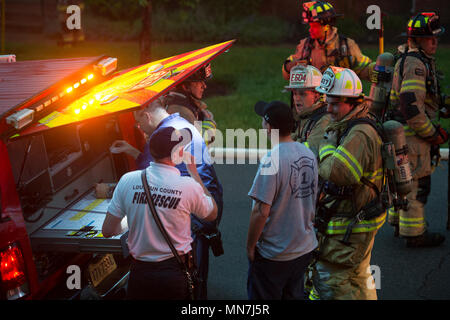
[406,232,445,248]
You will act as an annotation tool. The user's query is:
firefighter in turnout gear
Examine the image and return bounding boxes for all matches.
[282,1,374,81]
[286,64,331,157]
[164,63,217,146]
[311,67,386,300]
[387,12,448,247]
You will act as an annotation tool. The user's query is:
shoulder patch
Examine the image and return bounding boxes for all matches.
[415,68,425,76]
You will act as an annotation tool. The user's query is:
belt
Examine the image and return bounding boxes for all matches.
[132,251,193,267]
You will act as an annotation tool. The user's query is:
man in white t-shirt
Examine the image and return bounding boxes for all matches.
[102,126,217,300]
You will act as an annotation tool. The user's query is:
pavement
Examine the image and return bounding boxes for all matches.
[207,161,450,300]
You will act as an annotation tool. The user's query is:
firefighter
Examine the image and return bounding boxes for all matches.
[285,64,331,156]
[282,1,374,81]
[311,67,386,300]
[164,63,217,146]
[387,12,448,247]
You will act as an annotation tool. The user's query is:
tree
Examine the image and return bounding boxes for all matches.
[139,0,152,64]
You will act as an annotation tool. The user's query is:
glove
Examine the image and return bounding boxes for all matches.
[427,125,449,145]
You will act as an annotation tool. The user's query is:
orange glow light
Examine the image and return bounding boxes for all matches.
[74,108,81,114]
[88,74,94,80]
[81,78,87,84]
[66,87,73,93]
[82,104,87,110]
[73,82,80,89]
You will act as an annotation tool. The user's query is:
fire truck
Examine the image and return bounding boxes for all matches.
[0,40,234,300]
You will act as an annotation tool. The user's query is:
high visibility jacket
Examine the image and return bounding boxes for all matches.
[292,101,331,157]
[389,44,440,178]
[318,103,386,235]
[282,27,373,81]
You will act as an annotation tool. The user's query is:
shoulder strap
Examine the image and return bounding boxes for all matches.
[140,170,187,270]
[339,117,384,144]
[338,34,349,57]
[399,50,429,78]
[301,106,328,140]
[301,36,313,63]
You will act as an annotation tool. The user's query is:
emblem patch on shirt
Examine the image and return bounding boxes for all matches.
[290,156,316,199]
[415,68,425,76]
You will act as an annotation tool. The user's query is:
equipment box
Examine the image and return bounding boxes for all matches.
[30,190,128,256]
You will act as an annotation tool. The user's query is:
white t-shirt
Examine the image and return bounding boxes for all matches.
[108,162,214,262]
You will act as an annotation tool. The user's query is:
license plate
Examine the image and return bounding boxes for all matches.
[88,254,117,287]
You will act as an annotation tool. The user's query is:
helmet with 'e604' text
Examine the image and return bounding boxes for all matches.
[285,64,323,91]
[315,66,363,97]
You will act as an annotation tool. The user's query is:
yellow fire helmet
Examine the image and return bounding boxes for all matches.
[285,64,323,91]
[315,66,362,97]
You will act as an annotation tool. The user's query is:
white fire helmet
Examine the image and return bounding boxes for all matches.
[285,64,323,91]
[315,66,363,97]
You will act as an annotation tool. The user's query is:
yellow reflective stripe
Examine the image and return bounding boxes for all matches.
[388,207,399,217]
[355,56,370,70]
[304,141,310,149]
[399,216,426,228]
[335,146,363,181]
[363,168,383,182]
[319,145,336,161]
[309,290,320,300]
[326,212,387,234]
[202,120,216,130]
[400,83,426,93]
[403,79,425,86]
[400,216,425,222]
[403,125,416,136]
[415,121,434,136]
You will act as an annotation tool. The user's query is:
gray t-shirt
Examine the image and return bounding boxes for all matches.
[248,141,318,261]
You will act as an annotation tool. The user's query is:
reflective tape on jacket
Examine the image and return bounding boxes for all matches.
[304,141,310,149]
[388,207,399,218]
[362,168,383,183]
[326,211,387,235]
[354,55,371,72]
[403,120,434,138]
[334,145,363,182]
[319,144,336,161]
[400,79,426,93]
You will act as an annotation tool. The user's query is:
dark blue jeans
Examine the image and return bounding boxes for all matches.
[247,250,314,300]
[126,257,188,300]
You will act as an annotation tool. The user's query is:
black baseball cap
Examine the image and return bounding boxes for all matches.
[149,126,192,159]
[254,100,294,133]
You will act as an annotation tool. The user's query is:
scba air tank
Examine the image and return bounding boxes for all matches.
[368,52,395,118]
[382,120,413,196]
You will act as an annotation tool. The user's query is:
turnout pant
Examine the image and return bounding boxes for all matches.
[388,176,431,237]
[311,231,378,300]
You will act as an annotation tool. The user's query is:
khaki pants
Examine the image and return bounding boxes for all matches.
[311,231,378,300]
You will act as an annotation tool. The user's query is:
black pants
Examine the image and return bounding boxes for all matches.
[126,256,188,300]
[247,250,314,300]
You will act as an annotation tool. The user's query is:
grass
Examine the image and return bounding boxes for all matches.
[5,38,450,147]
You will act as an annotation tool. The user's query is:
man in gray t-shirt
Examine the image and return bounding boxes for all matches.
[247,100,318,300]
